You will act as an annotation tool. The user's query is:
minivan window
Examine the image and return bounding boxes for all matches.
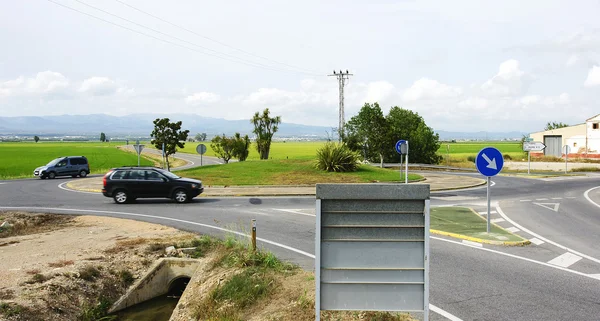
[71,158,85,165]
[46,158,63,166]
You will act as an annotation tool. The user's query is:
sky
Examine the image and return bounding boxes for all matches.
[1,0,599,133]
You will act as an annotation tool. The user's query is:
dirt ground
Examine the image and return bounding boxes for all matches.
[0,211,198,321]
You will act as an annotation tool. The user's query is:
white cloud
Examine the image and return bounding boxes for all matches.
[402,78,462,102]
[185,92,221,104]
[0,71,70,99]
[79,77,121,96]
[481,59,528,96]
[458,97,489,110]
[584,65,600,87]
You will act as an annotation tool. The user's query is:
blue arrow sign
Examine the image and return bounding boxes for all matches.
[476,147,504,177]
[395,140,407,154]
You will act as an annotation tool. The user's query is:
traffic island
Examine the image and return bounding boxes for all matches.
[430,207,530,246]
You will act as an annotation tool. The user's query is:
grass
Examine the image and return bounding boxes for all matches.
[78,265,101,281]
[178,159,422,186]
[178,141,325,160]
[572,167,600,172]
[0,141,154,179]
[431,207,526,243]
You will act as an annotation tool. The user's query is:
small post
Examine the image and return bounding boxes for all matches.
[405,141,409,184]
[201,153,203,166]
[528,151,531,175]
[487,177,491,233]
[399,154,403,182]
[251,219,257,252]
[565,152,568,174]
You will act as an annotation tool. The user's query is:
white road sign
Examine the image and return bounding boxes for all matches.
[523,142,546,152]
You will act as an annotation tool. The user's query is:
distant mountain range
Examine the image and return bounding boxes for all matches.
[0,114,527,140]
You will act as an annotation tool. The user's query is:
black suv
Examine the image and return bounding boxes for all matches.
[102,167,204,204]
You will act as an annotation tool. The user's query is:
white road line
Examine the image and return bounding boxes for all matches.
[57,181,101,195]
[491,218,505,223]
[506,227,520,233]
[519,200,532,202]
[566,197,577,199]
[551,197,563,200]
[430,304,464,321]
[477,210,497,215]
[0,206,461,321]
[584,186,600,209]
[529,238,544,245]
[273,208,315,217]
[536,198,549,201]
[589,274,600,280]
[462,240,483,247]
[496,205,600,265]
[431,236,600,281]
[548,252,582,268]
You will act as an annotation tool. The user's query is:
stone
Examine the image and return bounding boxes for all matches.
[165,246,177,256]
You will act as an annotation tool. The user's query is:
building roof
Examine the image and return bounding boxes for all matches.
[530,123,585,135]
[587,114,600,121]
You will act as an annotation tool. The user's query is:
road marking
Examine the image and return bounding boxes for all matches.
[0,183,6,185]
[589,274,600,280]
[0,206,461,321]
[491,218,505,223]
[462,240,483,247]
[551,197,563,200]
[584,186,600,209]
[533,202,560,212]
[548,252,582,268]
[431,236,600,282]
[57,181,101,194]
[477,210,497,215]
[536,198,549,201]
[273,208,315,217]
[529,238,544,245]
[519,199,532,202]
[496,206,600,265]
[431,196,480,201]
[566,197,577,199]
[506,227,520,233]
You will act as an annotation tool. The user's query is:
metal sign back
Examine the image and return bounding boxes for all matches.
[395,140,407,155]
[133,144,144,155]
[196,144,207,155]
[315,184,430,320]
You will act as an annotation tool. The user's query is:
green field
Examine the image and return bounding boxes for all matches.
[0,142,153,179]
[178,159,422,186]
[179,141,325,160]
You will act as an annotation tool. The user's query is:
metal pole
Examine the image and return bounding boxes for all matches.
[201,154,203,166]
[251,219,257,252]
[137,149,140,167]
[528,151,530,175]
[565,149,568,174]
[399,154,403,182]
[487,177,491,233]
[405,141,409,184]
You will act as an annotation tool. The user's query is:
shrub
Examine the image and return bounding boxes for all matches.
[467,155,476,163]
[503,154,512,160]
[78,266,101,281]
[315,142,359,172]
[118,270,135,286]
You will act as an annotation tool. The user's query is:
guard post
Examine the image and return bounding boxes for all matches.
[315,183,430,321]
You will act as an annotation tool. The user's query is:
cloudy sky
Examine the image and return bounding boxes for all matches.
[1,0,599,132]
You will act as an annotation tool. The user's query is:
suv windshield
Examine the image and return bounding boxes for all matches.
[46,158,63,166]
[157,169,180,179]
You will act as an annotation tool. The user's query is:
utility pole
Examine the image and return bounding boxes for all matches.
[328,70,353,142]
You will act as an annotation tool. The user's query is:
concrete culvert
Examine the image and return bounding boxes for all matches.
[168,276,191,298]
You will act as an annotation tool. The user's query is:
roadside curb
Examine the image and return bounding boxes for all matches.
[429,180,487,191]
[430,229,531,246]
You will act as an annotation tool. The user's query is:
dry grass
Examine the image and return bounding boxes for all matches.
[0,212,75,238]
[0,288,14,300]
[48,260,74,268]
[104,237,149,254]
[25,269,41,275]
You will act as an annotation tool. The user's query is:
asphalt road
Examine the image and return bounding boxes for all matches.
[1,173,600,320]
[120,145,224,169]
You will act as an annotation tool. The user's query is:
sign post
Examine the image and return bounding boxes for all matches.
[475,147,504,233]
[523,142,546,175]
[564,145,570,174]
[133,140,144,167]
[196,144,207,166]
[395,140,409,184]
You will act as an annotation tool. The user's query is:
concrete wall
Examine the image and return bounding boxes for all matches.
[109,258,201,313]
[530,124,586,149]
[587,115,600,153]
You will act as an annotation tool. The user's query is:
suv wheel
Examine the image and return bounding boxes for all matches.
[113,190,129,204]
[48,172,56,179]
[79,170,88,178]
[173,189,188,203]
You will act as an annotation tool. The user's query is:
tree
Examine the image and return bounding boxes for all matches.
[195,133,207,142]
[383,107,442,164]
[150,118,190,171]
[100,132,106,142]
[231,133,251,161]
[345,103,389,167]
[545,122,569,131]
[210,134,235,164]
[251,108,281,160]
[34,136,39,143]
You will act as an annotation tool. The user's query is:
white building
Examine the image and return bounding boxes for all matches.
[530,114,600,158]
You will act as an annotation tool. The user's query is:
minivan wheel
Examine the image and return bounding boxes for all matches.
[48,172,56,179]
[79,170,88,178]
[173,189,188,203]
[113,190,129,204]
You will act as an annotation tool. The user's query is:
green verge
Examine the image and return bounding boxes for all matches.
[177,159,422,186]
[431,207,526,243]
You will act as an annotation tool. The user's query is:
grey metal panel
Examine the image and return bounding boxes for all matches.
[321,269,424,283]
[322,199,425,213]
[321,283,424,311]
[321,241,424,268]
[322,227,424,240]
[323,213,425,226]
[544,135,562,157]
[316,184,430,200]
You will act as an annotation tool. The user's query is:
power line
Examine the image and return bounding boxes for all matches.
[46,0,320,76]
[114,0,321,75]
